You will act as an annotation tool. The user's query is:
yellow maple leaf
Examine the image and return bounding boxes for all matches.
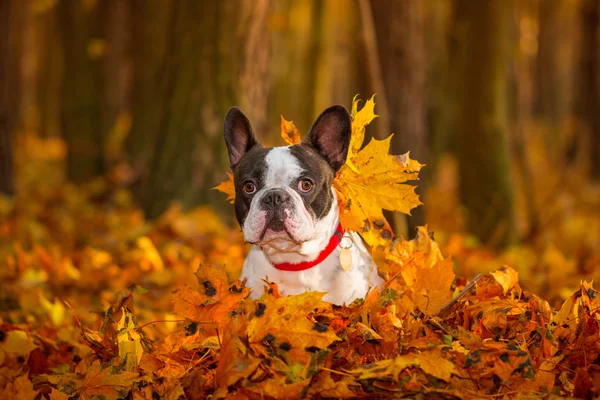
[0,374,38,400]
[335,96,423,247]
[117,308,143,371]
[171,264,249,330]
[385,226,455,314]
[247,292,339,365]
[213,173,235,204]
[281,116,301,145]
[490,266,520,295]
[350,350,457,382]
[38,291,66,326]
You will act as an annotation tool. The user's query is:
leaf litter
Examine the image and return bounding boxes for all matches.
[0,99,599,398]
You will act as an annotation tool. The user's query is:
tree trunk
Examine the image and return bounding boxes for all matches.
[0,0,23,195]
[267,1,320,138]
[313,0,362,118]
[58,0,106,183]
[578,0,600,180]
[268,0,363,138]
[370,0,428,236]
[103,0,132,140]
[128,0,270,219]
[34,3,62,139]
[454,0,517,248]
[533,0,562,130]
[424,0,452,175]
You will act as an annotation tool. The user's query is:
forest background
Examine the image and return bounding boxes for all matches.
[1,0,600,397]
[2,0,599,300]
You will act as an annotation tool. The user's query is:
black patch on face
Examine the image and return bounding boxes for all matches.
[232,147,271,226]
[230,145,337,231]
[288,145,335,219]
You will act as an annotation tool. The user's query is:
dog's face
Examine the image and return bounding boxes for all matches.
[224,106,351,245]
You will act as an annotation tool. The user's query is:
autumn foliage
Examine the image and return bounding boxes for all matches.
[2,99,600,399]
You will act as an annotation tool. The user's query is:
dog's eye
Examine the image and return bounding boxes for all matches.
[243,181,256,194]
[298,179,313,192]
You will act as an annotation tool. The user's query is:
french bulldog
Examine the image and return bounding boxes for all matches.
[223,105,384,305]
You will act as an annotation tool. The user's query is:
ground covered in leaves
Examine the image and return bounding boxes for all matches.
[2,115,600,398]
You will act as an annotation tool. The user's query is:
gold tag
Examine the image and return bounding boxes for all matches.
[340,248,352,271]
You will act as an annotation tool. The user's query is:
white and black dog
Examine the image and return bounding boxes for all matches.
[224,105,384,305]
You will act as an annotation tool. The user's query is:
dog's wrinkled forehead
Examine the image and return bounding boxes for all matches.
[263,147,304,187]
[234,145,332,188]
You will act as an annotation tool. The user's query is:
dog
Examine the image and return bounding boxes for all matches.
[223,105,384,305]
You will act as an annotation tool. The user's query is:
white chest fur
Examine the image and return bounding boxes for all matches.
[240,230,384,305]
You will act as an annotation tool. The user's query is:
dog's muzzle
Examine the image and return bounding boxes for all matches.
[259,189,293,232]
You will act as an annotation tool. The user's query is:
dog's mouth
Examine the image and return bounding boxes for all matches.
[257,224,298,244]
[246,219,305,246]
[242,204,316,246]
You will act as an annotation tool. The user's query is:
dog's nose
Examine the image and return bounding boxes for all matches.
[261,190,290,207]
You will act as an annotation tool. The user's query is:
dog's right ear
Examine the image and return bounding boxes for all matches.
[224,107,261,167]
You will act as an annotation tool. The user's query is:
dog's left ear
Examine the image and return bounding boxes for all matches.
[303,105,351,172]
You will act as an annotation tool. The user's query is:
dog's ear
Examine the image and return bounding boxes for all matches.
[303,105,351,172]
[224,107,261,167]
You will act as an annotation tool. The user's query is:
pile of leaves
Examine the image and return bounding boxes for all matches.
[1,99,600,399]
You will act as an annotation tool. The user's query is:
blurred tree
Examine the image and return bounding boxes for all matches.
[128,0,270,219]
[370,0,428,236]
[58,0,106,183]
[453,0,517,247]
[0,0,23,195]
[269,0,363,137]
[424,0,452,173]
[34,2,62,139]
[577,0,600,180]
[268,1,319,138]
[534,0,563,134]
[103,0,132,139]
[313,0,362,118]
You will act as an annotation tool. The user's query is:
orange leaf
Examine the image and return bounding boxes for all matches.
[280,116,301,145]
[213,173,235,204]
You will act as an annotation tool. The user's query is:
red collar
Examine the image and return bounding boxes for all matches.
[272,223,345,272]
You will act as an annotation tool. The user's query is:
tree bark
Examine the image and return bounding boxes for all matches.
[128,0,271,219]
[370,0,428,236]
[577,0,600,180]
[454,0,517,248]
[103,0,132,139]
[533,0,563,129]
[313,0,362,118]
[58,0,106,183]
[34,3,62,139]
[0,0,23,195]
[267,1,319,137]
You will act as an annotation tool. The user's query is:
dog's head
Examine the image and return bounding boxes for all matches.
[224,106,351,245]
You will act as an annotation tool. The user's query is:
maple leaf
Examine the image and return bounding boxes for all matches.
[38,291,66,326]
[116,308,143,371]
[245,376,311,399]
[38,361,140,400]
[0,374,38,400]
[213,173,235,204]
[490,266,520,295]
[246,292,339,366]
[334,96,423,247]
[385,226,455,314]
[308,373,360,398]
[281,116,301,145]
[350,350,457,382]
[171,264,249,330]
[214,316,260,392]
